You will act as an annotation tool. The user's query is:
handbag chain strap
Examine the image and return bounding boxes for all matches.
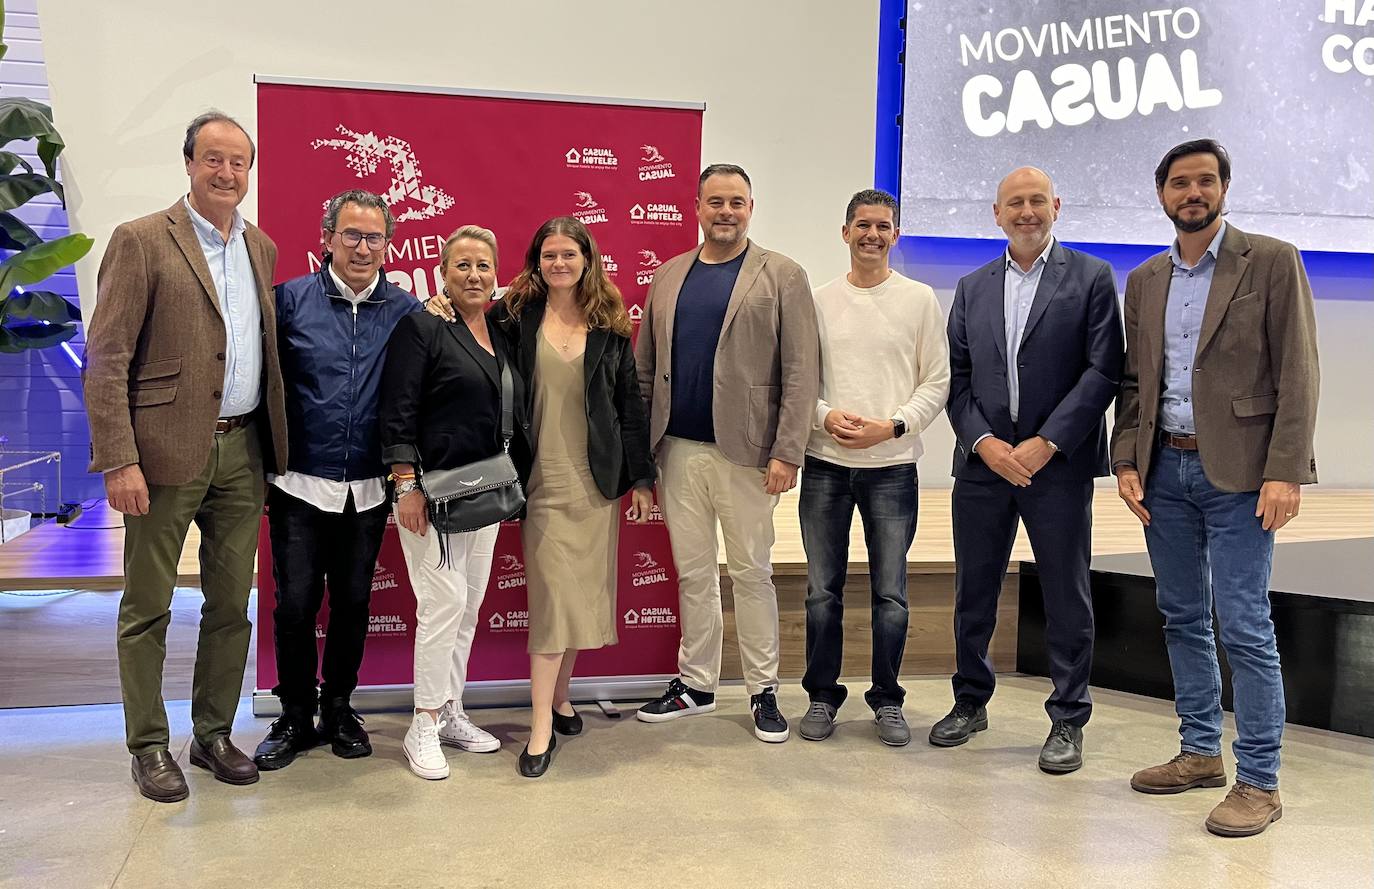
[499,360,513,452]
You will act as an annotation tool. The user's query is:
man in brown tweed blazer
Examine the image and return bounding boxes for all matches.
[83,111,288,803]
[1112,139,1319,838]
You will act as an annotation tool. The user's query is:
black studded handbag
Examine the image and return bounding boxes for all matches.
[419,361,525,560]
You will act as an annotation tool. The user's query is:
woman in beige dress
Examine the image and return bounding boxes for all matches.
[494,217,654,777]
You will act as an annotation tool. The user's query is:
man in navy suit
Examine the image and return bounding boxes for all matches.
[931,167,1124,773]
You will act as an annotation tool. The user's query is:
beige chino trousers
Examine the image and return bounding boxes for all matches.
[656,437,781,694]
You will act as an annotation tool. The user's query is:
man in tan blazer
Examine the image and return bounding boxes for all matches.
[634,163,819,742]
[84,111,288,803]
[1112,139,1318,838]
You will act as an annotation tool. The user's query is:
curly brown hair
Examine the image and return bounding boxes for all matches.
[502,216,632,337]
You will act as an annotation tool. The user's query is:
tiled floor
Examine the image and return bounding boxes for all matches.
[1,677,1369,889]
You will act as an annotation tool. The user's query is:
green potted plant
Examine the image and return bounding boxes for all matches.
[0,1,93,541]
[0,0,93,354]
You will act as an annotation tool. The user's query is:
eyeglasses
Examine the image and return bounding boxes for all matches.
[331,229,387,250]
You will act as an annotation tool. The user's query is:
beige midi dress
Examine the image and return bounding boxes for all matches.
[522,332,620,654]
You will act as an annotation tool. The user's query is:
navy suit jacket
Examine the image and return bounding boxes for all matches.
[946,240,1124,483]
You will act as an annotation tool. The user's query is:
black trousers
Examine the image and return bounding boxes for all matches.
[267,485,390,718]
[951,475,1094,726]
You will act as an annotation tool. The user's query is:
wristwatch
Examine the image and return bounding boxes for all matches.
[393,479,419,501]
[891,417,907,439]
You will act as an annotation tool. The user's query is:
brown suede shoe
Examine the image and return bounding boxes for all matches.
[131,749,189,803]
[189,736,260,786]
[1206,782,1282,837]
[1131,752,1228,794]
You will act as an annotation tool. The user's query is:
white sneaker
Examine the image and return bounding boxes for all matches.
[403,712,449,780]
[439,703,501,753]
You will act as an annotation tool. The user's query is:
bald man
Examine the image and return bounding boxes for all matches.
[932,167,1124,774]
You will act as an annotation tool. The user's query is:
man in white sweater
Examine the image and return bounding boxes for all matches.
[797,189,950,747]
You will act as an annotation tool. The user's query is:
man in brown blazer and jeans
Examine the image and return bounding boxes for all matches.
[634,164,820,742]
[84,111,288,802]
[1112,139,1319,837]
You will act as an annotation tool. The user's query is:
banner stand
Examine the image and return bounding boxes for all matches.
[251,675,676,717]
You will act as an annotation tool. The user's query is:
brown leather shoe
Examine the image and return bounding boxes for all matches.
[1206,782,1283,837]
[1130,751,1228,794]
[189,736,260,786]
[131,749,189,803]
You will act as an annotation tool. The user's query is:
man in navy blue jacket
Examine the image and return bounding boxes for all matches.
[932,167,1124,773]
[253,189,420,769]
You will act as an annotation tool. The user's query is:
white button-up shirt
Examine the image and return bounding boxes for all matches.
[184,196,261,418]
[1004,237,1054,423]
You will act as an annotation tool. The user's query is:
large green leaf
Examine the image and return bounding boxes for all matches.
[1,289,81,322]
[0,172,63,212]
[0,97,64,179]
[0,150,32,176]
[0,233,94,304]
[0,322,80,354]
[0,210,41,251]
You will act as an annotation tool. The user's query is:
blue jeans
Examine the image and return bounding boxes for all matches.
[1144,445,1283,790]
[799,456,917,711]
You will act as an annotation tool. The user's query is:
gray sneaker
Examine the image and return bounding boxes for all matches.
[875,706,911,747]
[798,701,837,741]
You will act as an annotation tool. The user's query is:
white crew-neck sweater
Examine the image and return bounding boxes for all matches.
[807,270,951,468]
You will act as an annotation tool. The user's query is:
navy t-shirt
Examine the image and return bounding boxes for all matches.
[666,252,746,442]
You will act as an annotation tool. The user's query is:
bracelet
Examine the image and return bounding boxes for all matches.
[388,471,416,482]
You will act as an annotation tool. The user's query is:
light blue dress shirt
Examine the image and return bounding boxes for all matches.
[1160,222,1227,435]
[1004,237,1054,424]
[184,196,262,418]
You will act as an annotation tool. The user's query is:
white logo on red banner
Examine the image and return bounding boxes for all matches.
[623,607,677,628]
[638,145,676,181]
[494,553,526,590]
[629,203,684,226]
[627,304,643,324]
[488,610,530,632]
[566,146,619,169]
[573,191,609,225]
[311,125,455,222]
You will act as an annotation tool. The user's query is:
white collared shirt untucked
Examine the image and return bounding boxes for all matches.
[267,263,386,513]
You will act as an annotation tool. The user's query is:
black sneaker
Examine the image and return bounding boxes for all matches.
[636,678,716,723]
[750,689,790,743]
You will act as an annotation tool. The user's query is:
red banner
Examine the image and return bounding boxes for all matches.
[254,79,701,693]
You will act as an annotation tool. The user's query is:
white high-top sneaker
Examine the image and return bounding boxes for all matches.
[403,711,449,780]
[438,702,501,753]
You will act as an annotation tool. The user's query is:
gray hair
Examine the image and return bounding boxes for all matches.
[441,224,499,270]
[322,189,396,240]
[182,110,256,166]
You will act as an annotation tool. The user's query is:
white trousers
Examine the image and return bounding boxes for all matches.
[395,516,499,710]
[656,437,781,694]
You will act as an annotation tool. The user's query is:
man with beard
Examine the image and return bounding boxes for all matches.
[933,166,1123,774]
[1113,139,1319,837]
[634,163,820,743]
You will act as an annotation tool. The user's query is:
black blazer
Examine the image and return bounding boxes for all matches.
[379,312,532,477]
[492,300,654,500]
[946,240,1124,483]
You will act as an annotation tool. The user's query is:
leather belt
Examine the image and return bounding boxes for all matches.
[1159,431,1198,451]
[214,414,250,434]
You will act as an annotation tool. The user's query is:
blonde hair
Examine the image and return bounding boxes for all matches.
[440,224,499,271]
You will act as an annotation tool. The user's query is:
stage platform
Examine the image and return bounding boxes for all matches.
[2,487,1371,589]
[1017,538,1374,738]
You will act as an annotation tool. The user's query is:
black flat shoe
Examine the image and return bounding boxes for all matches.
[518,732,556,778]
[552,706,583,736]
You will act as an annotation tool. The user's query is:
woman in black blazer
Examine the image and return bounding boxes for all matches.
[495,216,654,778]
[379,224,530,782]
